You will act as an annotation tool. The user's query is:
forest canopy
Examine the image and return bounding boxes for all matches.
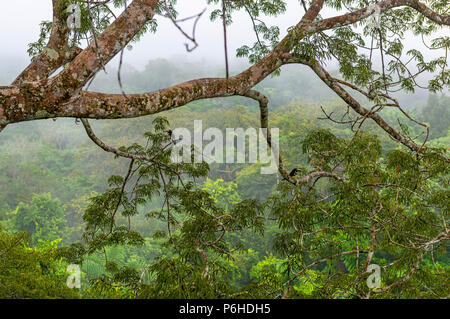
[0,0,449,299]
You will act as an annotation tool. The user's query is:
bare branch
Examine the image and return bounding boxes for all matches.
[80,118,159,164]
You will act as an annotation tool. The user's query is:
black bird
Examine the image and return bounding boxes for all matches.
[289,168,301,177]
[164,129,173,138]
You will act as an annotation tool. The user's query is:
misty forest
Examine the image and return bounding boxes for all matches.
[0,0,449,299]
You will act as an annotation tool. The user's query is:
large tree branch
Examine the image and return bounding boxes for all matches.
[48,0,159,100]
[53,0,327,115]
[298,0,325,24]
[0,0,448,137]
[296,57,425,153]
[12,0,82,85]
[0,45,293,123]
[308,0,450,32]
[0,0,325,123]
[407,0,450,25]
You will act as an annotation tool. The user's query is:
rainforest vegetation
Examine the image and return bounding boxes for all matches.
[1,60,448,298]
[0,0,449,299]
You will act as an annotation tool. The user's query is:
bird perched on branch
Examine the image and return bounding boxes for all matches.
[289,168,302,177]
[164,129,173,138]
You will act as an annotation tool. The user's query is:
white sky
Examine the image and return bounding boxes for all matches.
[0,0,446,74]
[0,0,305,72]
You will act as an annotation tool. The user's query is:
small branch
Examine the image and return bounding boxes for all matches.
[275,249,369,298]
[162,0,206,52]
[81,118,158,164]
[369,252,425,297]
[110,158,135,233]
[222,0,230,79]
[300,57,427,154]
[241,89,345,186]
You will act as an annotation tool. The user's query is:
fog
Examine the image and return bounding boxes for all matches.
[0,0,447,77]
[0,0,303,73]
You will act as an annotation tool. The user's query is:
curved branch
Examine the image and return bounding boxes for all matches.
[297,57,425,153]
[80,118,158,163]
[241,89,345,186]
[56,0,328,115]
[1,0,448,136]
[407,0,450,26]
[368,252,424,297]
[309,0,449,33]
[50,0,324,106]
[80,117,180,174]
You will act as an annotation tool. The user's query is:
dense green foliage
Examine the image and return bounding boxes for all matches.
[1,0,449,297]
[0,227,79,298]
[1,59,448,298]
